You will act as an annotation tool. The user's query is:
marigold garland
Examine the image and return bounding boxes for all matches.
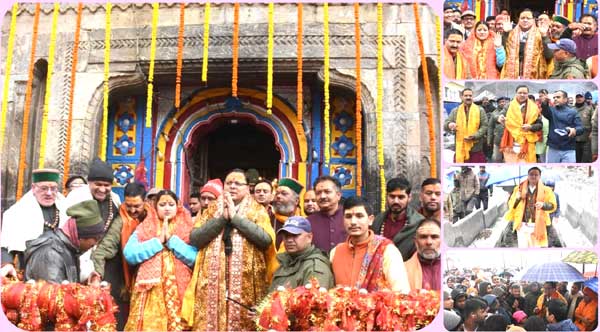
[296,3,303,129]
[100,3,112,161]
[323,3,330,165]
[0,3,18,153]
[16,3,40,201]
[267,3,274,115]
[174,3,185,110]
[376,3,385,211]
[232,3,240,97]
[354,3,362,196]
[146,3,159,128]
[413,3,437,178]
[38,3,60,169]
[63,3,84,192]
[202,2,210,83]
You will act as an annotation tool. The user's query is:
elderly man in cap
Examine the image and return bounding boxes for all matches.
[550,15,572,41]
[199,178,223,214]
[1,168,66,276]
[548,38,588,79]
[272,177,304,247]
[269,216,334,292]
[23,200,105,283]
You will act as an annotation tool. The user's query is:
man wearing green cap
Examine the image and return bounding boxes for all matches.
[550,15,572,42]
[1,168,66,275]
[23,200,105,283]
[272,177,304,247]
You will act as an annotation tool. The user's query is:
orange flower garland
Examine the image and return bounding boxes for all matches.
[100,3,112,160]
[413,3,437,178]
[146,3,159,128]
[174,3,185,110]
[354,3,362,196]
[376,3,385,211]
[232,3,240,97]
[16,4,41,200]
[296,3,303,129]
[63,3,84,192]
[0,3,18,152]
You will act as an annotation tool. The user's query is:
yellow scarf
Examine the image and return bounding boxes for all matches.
[444,46,467,79]
[454,103,480,163]
[505,180,556,247]
[501,98,540,162]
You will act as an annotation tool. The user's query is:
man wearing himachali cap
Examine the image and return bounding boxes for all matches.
[269,216,334,292]
[272,177,304,247]
[1,168,66,276]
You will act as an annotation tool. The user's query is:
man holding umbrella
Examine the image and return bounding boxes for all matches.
[574,277,598,331]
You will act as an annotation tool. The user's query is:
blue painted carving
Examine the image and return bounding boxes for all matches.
[332,166,353,186]
[117,113,135,132]
[114,134,135,155]
[331,135,355,158]
[333,111,354,133]
[225,96,243,111]
[113,164,134,185]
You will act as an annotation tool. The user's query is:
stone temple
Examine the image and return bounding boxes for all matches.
[0,3,440,209]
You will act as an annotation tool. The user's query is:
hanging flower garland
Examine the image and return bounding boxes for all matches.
[266,2,274,115]
[100,3,112,161]
[354,3,362,196]
[38,3,60,168]
[323,2,330,165]
[296,3,303,129]
[0,3,18,153]
[174,3,185,110]
[376,3,385,211]
[202,2,210,83]
[16,4,41,200]
[146,3,159,128]
[413,3,437,178]
[232,3,240,97]
[62,3,84,191]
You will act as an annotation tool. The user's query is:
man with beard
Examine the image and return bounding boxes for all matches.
[272,177,304,247]
[418,178,441,220]
[443,29,469,79]
[462,297,488,332]
[308,176,345,253]
[445,89,488,163]
[574,92,593,162]
[549,15,571,42]
[183,169,277,331]
[574,283,598,331]
[488,96,509,162]
[404,218,440,290]
[500,9,553,79]
[1,169,66,275]
[372,177,425,261]
[302,189,319,216]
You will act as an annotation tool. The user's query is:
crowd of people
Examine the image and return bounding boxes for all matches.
[0,159,443,330]
[445,86,598,163]
[443,268,598,332]
[444,5,598,79]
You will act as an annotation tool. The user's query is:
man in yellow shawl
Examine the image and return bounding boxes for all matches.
[443,29,470,79]
[504,167,556,248]
[500,9,553,79]
[499,85,542,163]
[182,169,278,331]
[444,88,488,163]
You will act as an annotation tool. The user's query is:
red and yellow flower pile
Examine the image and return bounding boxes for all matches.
[256,279,439,331]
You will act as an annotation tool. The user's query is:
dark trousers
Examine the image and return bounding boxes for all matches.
[576,141,591,163]
[476,189,489,210]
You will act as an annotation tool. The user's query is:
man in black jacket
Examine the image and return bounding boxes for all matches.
[24,200,105,283]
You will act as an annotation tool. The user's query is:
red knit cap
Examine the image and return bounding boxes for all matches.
[200,179,223,198]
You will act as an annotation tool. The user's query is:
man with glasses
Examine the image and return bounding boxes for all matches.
[500,8,553,79]
[184,169,277,331]
[1,168,66,277]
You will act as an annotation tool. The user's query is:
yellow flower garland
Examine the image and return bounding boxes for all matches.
[100,2,112,161]
[0,3,18,152]
[267,2,274,115]
[202,2,210,83]
[413,3,437,178]
[38,3,60,168]
[376,3,385,211]
[354,2,362,196]
[296,3,303,128]
[146,3,159,128]
[323,2,330,165]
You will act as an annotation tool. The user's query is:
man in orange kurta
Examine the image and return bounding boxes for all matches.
[574,286,598,331]
[404,218,440,290]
